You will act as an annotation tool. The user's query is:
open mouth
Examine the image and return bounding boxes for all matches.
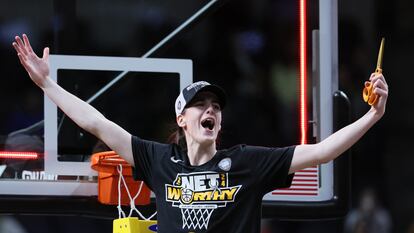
[201,118,215,130]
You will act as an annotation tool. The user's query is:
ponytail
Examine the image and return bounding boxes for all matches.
[167,126,187,152]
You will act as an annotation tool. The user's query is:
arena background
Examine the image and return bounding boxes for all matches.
[0,0,412,232]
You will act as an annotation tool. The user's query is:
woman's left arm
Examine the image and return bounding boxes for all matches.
[289,73,388,174]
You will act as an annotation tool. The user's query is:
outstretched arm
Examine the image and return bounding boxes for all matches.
[12,34,135,165]
[289,73,388,174]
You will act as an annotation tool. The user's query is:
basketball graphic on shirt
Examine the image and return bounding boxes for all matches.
[166,172,242,230]
[181,188,194,204]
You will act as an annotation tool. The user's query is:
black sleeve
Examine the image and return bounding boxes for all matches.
[241,145,296,194]
[131,135,168,190]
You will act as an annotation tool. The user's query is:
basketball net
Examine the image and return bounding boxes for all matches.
[116,165,156,220]
[179,204,217,230]
[113,165,157,233]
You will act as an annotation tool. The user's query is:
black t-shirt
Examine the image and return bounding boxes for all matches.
[132,135,295,233]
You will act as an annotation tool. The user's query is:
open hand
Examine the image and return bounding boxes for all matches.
[12,34,50,88]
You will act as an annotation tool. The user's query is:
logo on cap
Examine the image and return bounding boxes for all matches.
[186,81,209,91]
[177,100,182,110]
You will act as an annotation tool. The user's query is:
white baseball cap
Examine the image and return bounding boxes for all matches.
[175,81,226,116]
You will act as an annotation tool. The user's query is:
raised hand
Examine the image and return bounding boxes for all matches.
[367,72,388,118]
[12,34,50,88]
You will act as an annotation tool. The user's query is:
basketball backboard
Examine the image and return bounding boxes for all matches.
[0,55,192,216]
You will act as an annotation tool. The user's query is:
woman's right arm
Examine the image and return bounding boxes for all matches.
[12,34,134,165]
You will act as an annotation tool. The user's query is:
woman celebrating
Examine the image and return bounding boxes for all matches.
[12,34,388,233]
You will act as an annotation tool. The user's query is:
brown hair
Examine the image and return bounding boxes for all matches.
[167,125,187,152]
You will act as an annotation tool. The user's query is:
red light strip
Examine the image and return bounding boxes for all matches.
[299,0,308,144]
[0,151,39,160]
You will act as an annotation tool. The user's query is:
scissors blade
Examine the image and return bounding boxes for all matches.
[376,38,385,71]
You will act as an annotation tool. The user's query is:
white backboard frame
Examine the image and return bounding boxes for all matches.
[45,55,193,176]
[0,55,192,196]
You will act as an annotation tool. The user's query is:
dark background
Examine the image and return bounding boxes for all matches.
[0,0,412,232]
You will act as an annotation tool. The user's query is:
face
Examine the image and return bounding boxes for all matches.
[177,91,222,146]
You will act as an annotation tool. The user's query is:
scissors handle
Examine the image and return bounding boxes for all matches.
[362,81,378,105]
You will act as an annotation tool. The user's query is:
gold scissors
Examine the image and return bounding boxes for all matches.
[363,37,385,105]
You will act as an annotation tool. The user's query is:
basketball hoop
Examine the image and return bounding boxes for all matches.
[91,151,151,206]
[91,151,157,232]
